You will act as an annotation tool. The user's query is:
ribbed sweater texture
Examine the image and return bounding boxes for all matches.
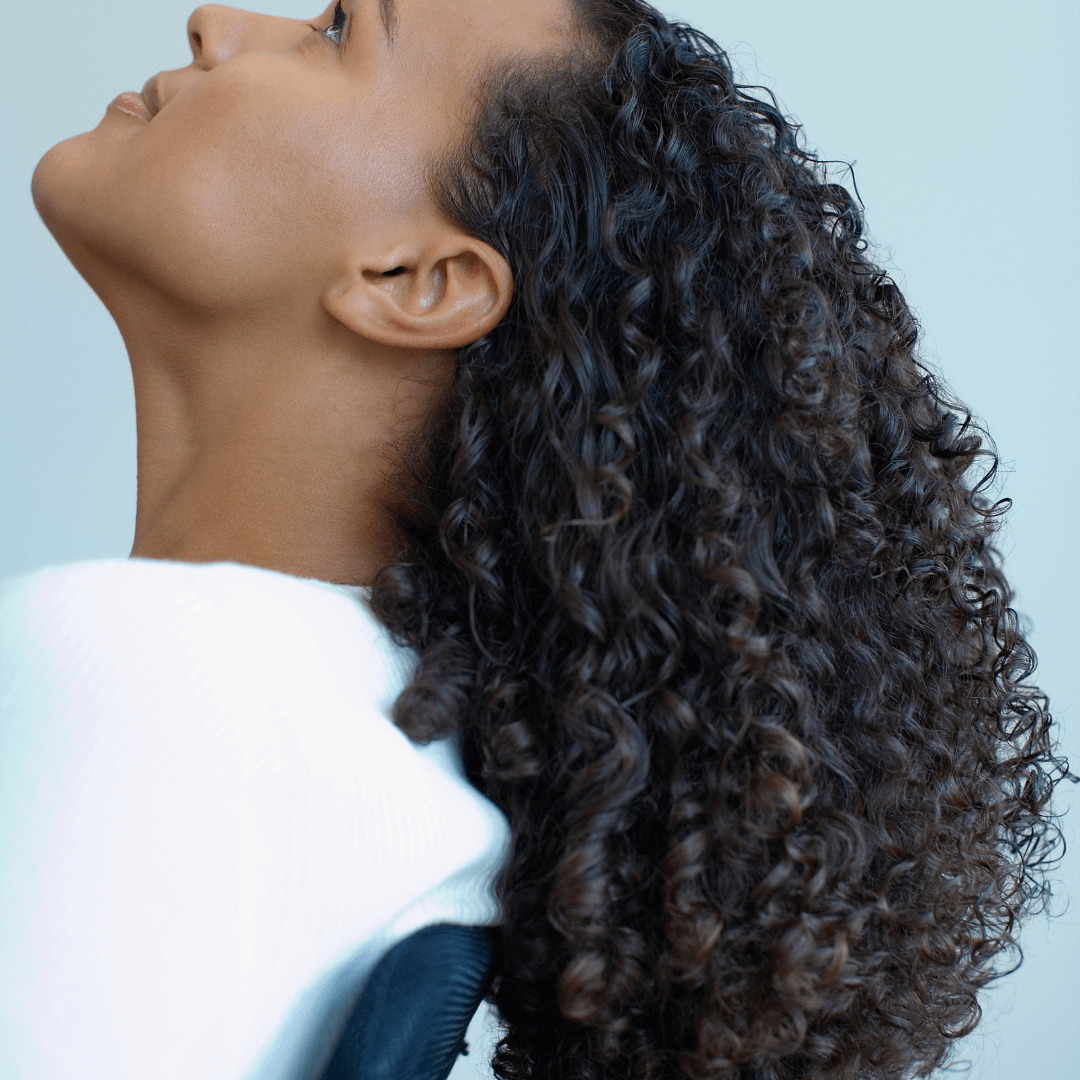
[0,558,510,1080]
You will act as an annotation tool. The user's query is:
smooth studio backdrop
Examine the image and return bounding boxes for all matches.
[1,2,1076,1078]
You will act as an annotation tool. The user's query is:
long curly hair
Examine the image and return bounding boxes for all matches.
[370,1,1067,1076]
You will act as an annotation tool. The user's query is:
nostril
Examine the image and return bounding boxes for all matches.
[186,6,220,67]
[382,267,407,277]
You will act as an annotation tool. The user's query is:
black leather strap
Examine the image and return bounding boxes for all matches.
[319,923,497,1080]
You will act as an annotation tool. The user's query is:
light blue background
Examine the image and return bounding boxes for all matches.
[1,2,1076,1077]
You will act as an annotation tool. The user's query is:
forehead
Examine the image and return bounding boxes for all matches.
[357,0,574,151]
[302,0,575,166]
[390,0,572,63]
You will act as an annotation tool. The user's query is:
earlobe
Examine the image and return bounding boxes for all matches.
[324,235,512,351]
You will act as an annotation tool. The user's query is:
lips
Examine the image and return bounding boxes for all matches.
[106,74,161,123]
[108,91,152,122]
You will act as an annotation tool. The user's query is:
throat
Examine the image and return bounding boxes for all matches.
[129,435,404,588]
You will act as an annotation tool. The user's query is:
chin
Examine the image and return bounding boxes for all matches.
[31,139,105,306]
[30,125,148,312]
[32,105,147,246]
[32,137,72,226]
[31,131,101,253]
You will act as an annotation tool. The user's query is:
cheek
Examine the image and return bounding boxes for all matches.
[132,93,351,310]
[94,62,424,316]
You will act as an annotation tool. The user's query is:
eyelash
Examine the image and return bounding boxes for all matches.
[313,2,347,46]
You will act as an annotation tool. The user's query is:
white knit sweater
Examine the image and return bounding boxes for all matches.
[0,558,510,1080]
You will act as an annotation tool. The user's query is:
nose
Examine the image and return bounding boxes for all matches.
[186,4,311,69]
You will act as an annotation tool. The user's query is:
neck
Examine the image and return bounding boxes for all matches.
[121,300,448,587]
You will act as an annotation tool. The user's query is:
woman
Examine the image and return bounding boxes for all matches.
[0,0,1066,1078]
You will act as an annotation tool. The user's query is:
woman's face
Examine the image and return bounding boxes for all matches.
[31,0,570,320]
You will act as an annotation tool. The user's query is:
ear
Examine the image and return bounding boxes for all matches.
[323,229,512,350]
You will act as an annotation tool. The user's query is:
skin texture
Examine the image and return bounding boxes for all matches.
[27,3,1066,1076]
[32,0,571,584]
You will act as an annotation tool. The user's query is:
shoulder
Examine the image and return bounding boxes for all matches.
[0,559,414,714]
[0,556,383,650]
[0,561,508,1080]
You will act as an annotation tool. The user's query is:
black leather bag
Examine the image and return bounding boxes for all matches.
[319,924,497,1080]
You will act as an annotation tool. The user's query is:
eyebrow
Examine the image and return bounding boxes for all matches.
[378,0,398,45]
